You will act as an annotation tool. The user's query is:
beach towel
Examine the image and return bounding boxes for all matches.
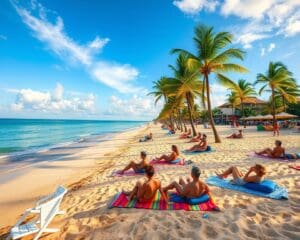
[109,191,219,211]
[289,165,300,171]
[111,169,145,177]
[182,146,213,155]
[206,176,288,200]
[284,153,300,160]
[150,158,185,165]
[248,152,293,162]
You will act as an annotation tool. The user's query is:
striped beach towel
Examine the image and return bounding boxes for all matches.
[109,191,219,211]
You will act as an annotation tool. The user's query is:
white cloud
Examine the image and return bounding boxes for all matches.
[236,31,270,49]
[104,95,162,120]
[221,0,274,19]
[173,0,218,15]
[268,42,275,52]
[12,1,140,93]
[283,10,300,36]
[260,47,265,56]
[10,83,96,113]
[210,84,229,107]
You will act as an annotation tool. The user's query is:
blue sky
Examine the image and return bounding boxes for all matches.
[0,0,299,120]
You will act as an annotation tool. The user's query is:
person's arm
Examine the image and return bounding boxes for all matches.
[158,183,168,202]
[178,184,190,197]
[243,168,260,183]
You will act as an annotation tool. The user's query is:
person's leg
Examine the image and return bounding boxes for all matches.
[179,177,187,186]
[163,181,183,194]
[121,161,136,174]
[129,181,142,201]
[156,154,168,161]
[256,148,272,155]
[217,166,236,178]
[231,167,243,181]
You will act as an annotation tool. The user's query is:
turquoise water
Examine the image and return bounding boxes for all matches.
[0,119,147,156]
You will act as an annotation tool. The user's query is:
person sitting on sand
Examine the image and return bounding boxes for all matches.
[139,132,153,142]
[154,145,179,163]
[120,151,149,174]
[216,164,266,185]
[189,132,202,142]
[227,129,243,139]
[180,129,191,139]
[163,166,209,199]
[186,134,208,152]
[255,140,285,158]
[122,165,167,202]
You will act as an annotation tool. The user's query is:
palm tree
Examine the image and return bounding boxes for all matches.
[166,53,203,136]
[221,79,256,124]
[227,92,238,116]
[255,61,297,126]
[172,25,247,143]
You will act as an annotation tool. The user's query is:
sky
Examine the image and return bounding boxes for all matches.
[0,0,299,120]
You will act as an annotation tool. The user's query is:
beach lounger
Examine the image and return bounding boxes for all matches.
[206,176,288,200]
[9,186,67,240]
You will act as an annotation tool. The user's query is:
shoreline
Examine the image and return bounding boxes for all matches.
[0,123,150,227]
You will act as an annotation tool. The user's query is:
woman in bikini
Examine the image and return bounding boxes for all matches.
[154,145,179,163]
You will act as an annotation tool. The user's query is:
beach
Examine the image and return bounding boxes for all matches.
[1,123,299,239]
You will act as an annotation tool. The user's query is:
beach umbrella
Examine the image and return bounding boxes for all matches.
[275,112,298,119]
[262,114,273,120]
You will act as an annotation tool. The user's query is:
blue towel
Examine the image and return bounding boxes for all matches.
[182,146,214,155]
[170,193,210,204]
[170,158,181,164]
[206,176,288,200]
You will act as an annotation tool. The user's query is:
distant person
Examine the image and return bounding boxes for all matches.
[185,134,208,152]
[273,121,280,136]
[227,129,243,139]
[180,129,191,139]
[120,151,149,174]
[122,165,167,202]
[139,132,153,142]
[154,145,179,163]
[163,166,209,199]
[255,140,285,158]
[189,132,202,142]
[216,164,266,185]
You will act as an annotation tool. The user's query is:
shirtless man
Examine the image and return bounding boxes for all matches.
[154,145,179,163]
[189,132,202,142]
[139,132,153,142]
[227,129,243,139]
[216,164,266,185]
[186,134,208,152]
[120,151,149,174]
[255,140,285,158]
[123,165,167,202]
[163,166,209,199]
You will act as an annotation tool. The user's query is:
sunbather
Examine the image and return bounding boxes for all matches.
[227,129,243,139]
[154,145,179,163]
[122,165,167,202]
[139,132,153,142]
[189,132,202,142]
[120,151,149,174]
[255,140,285,158]
[163,166,209,199]
[180,129,191,139]
[185,134,208,152]
[216,164,266,185]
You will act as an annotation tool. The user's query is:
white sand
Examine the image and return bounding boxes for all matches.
[1,124,299,240]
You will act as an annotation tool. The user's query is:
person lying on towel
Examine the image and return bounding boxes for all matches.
[120,151,149,174]
[154,145,179,163]
[139,132,153,142]
[255,140,285,158]
[226,129,243,139]
[163,166,209,200]
[185,134,208,152]
[216,164,266,185]
[188,132,202,142]
[122,165,167,202]
[179,129,192,139]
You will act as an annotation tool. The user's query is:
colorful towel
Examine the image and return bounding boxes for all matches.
[206,176,288,200]
[182,147,214,155]
[284,153,300,160]
[111,170,145,177]
[150,158,185,165]
[109,191,219,211]
[289,165,300,170]
[248,152,292,162]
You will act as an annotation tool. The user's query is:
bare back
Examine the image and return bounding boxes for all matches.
[272,146,285,158]
[183,180,208,198]
[140,179,161,201]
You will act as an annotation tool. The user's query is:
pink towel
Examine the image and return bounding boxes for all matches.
[248,152,289,162]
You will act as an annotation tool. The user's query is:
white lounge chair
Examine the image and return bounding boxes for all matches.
[9,186,67,240]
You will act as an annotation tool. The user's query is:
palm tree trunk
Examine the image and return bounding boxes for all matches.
[186,93,197,136]
[241,101,246,128]
[178,110,183,132]
[272,88,276,127]
[205,74,221,143]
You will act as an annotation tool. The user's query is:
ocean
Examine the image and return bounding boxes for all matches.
[0,119,147,158]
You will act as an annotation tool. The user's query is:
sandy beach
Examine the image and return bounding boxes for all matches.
[1,123,299,239]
